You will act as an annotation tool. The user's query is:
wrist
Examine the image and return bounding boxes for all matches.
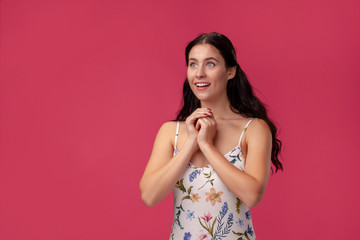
[198,142,214,152]
[185,138,199,152]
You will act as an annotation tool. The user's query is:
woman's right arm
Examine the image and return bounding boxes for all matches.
[139,108,212,207]
[139,121,198,207]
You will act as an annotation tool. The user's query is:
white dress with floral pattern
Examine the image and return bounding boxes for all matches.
[170,118,257,240]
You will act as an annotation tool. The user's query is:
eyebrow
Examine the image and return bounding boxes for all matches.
[189,57,219,62]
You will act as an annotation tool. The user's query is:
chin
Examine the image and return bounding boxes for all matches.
[195,95,215,102]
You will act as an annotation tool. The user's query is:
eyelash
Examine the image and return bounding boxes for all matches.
[189,62,215,67]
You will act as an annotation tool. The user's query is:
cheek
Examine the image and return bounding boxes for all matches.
[187,69,194,79]
[221,70,231,81]
[212,71,227,83]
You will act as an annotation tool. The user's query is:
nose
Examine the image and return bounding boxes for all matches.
[196,65,206,78]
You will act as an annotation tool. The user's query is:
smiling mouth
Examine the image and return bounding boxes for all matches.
[195,83,211,87]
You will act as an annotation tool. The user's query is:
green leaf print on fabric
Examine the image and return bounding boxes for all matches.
[178,181,194,201]
[175,204,185,230]
[232,225,254,240]
[230,154,240,164]
[232,230,249,240]
[198,170,215,190]
[175,178,187,193]
[229,148,241,165]
[236,197,242,214]
[187,186,193,195]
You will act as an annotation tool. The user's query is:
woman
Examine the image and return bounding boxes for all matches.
[140,32,282,240]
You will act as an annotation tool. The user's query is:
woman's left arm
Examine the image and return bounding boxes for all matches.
[197,117,272,208]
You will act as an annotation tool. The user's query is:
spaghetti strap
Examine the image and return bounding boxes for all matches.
[173,121,180,156]
[237,118,256,155]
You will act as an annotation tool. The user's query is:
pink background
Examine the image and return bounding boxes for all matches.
[1,0,359,239]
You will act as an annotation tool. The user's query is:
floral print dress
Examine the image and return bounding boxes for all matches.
[170,118,257,240]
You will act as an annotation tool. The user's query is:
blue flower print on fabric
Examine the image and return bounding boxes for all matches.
[185,210,195,221]
[236,219,243,227]
[245,210,251,220]
[220,202,229,217]
[189,170,201,182]
[183,232,192,240]
[247,225,254,236]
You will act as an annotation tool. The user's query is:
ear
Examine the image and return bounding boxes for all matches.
[227,66,236,80]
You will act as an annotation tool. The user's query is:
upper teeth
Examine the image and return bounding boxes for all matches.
[196,83,210,87]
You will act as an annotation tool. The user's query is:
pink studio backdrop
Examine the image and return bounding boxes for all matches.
[1,0,359,239]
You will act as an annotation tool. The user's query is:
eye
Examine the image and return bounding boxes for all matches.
[189,62,197,68]
[207,62,215,67]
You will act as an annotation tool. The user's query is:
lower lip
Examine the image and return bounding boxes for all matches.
[196,85,211,91]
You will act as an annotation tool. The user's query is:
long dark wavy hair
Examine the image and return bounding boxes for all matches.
[175,32,283,173]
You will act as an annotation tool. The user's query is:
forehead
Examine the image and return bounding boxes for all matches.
[188,44,223,61]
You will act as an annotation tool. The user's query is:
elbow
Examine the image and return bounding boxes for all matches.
[140,191,157,207]
[245,197,260,208]
[243,190,265,208]
[139,181,158,207]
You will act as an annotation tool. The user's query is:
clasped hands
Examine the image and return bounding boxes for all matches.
[185,108,217,150]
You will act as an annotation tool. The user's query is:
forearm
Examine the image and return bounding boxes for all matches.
[200,144,266,208]
[140,139,198,207]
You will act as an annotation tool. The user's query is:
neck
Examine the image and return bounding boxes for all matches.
[200,98,237,120]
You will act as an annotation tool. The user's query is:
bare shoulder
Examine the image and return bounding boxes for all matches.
[156,120,178,146]
[148,121,178,162]
[158,121,178,135]
[159,120,177,131]
[245,118,272,142]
